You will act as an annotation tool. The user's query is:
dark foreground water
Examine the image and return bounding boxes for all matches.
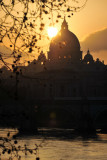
[0,128,107,160]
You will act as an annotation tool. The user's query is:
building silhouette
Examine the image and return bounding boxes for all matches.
[0,19,107,131]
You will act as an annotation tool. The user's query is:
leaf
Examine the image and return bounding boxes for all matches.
[67,8,70,12]
[8,149,11,154]
[7,132,10,137]
[12,0,14,5]
[14,140,18,144]
[29,47,33,53]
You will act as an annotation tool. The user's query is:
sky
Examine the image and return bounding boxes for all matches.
[67,0,107,63]
[68,0,107,40]
[0,0,107,65]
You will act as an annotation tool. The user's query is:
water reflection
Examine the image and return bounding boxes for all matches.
[0,128,107,160]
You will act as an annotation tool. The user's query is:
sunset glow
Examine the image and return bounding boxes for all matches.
[47,27,58,38]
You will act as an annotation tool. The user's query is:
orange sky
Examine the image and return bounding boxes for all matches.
[67,0,107,40]
[40,0,107,54]
[0,0,107,65]
[66,0,107,63]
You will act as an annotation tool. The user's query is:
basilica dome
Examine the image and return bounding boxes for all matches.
[83,50,94,64]
[48,19,82,62]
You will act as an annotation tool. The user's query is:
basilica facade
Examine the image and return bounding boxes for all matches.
[12,19,106,129]
[19,19,107,101]
[1,19,107,129]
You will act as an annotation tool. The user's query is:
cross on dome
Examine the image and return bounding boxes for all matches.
[87,49,90,55]
[61,17,68,30]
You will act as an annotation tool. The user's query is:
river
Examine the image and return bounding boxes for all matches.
[0,128,107,160]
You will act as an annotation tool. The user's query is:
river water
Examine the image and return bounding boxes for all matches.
[0,128,107,160]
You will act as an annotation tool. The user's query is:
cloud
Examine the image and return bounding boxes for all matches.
[80,28,107,52]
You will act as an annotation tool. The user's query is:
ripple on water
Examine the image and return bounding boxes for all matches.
[0,128,107,160]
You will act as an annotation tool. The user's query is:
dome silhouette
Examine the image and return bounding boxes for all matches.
[48,18,82,62]
[83,50,94,63]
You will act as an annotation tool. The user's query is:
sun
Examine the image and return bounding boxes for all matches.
[47,27,58,38]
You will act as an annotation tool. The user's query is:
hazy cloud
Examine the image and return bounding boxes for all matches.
[80,28,107,52]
